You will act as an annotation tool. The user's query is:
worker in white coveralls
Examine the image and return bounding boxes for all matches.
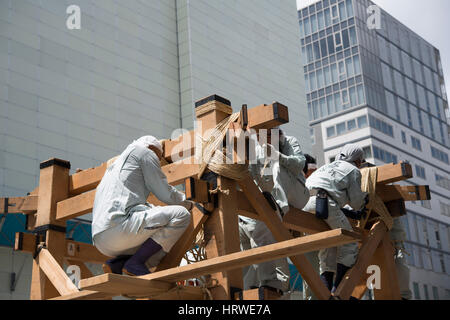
[304,144,368,294]
[239,128,310,294]
[92,136,193,276]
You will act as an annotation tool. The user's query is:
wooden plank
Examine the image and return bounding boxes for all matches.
[49,290,115,300]
[0,196,38,214]
[150,286,205,300]
[37,249,79,296]
[238,176,332,300]
[16,232,110,264]
[333,221,387,300]
[79,228,360,293]
[79,273,173,295]
[282,208,331,235]
[69,163,108,196]
[163,130,196,163]
[56,189,96,221]
[185,178,210,203]
[375,162,413,184]
[372,233,401,300]
[247,102,289,129]
[155,205,209,272]
[203,177,243,299]
[377,185,430,202]
[385,200,407,218]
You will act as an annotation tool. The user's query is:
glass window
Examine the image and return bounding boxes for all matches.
[353,55,361,75]
[393,70,405,98]
[313,41,321,60]
[357,116,368,129]
[346,57,354,76]
[413,59,424,84]
[424,284,430,300]
[390,43,401,70]
[311,14,318,33]
[336,122,346,135]
[317,11,324,30]
[338,1,347,20]
[338,61,346,79]
[327,126,336,138]
[310,71,317,91]
[306,44,314,63]
[327,35,335,55]
[413,282,421,300]
[349,86,357,107]
[346,0,354,17]
[334,92,343,112]
[319,97,327,117]
[305,74,310,92]
[348,26,357,46]
[324,66,331,86]
[324,8,331,27]
[331,63,338,83]
[327,94,335,114]
[320,38,328,57]
[381,63,393,90]
[304,17,311,36]
[415,165,426,179]
[357,84,365,105]
[432,286,439,300]
[402,51,413,77]
[312,100,319,120]
[347,119,356,131]
[385,90,397,119]
[342,29,350,48]
[317,69,324,88]
[410,105,421,132]
[331,4,339,20]
[342,89,349,105]
[405,78,417,105]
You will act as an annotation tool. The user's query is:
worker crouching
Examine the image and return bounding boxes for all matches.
[91,136,193,276]
[304,144,368,294]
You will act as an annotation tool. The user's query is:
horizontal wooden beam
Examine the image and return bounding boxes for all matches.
[375,162,413,184]
[246,102,289,129]
[15,232,109,264]
[49,290,116,300]
[377,185,430,202]
[0,196,37,214]
[149,286,205,300]
[163,131,196,163]
[56,190,96,221]
[79,229,359,294]
[79,273,173,296]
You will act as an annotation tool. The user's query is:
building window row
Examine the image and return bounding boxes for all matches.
[299,0,354,38]
[326,114,368,139]
[435,174,450,191]
[373,145,398,164]
[368,115,394,138]
[308,84,365,121]
[431,146,449,165]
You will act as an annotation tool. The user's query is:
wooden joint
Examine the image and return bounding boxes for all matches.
[185,178,211,203]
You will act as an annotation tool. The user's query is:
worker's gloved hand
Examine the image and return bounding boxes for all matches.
[181,200,194,211]
[341,207,367,220]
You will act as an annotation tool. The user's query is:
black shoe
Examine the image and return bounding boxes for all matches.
[333,263,351,290]
[102,255,132,274]
[320,272,334,291]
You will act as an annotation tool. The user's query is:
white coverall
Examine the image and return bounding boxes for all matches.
[92,141,191,268]
[304,160,367,274]
[239,135,309,292]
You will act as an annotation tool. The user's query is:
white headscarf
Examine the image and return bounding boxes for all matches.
[131,136,163,154]
[336,144,364,164]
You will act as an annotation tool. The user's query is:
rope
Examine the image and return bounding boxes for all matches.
[359,167,394,230]
[195,102,233,118]
[196,109,249,180]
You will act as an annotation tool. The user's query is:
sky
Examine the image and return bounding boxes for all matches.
[297,0,450,111]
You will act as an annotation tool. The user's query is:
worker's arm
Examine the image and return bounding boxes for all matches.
[277,137,306,177]
[346,169,368,211]
[140,150,186,205]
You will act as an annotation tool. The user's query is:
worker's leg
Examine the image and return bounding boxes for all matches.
[272,165,310,214]
[94,204,191,274]
[252,220,290,292]
[390,218,412,300]
[239,218,258,290]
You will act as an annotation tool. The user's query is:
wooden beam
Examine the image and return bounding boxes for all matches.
[56,189,96,221]
[69,163,107,196]
[150,286,205,300]
[246,102,289,129]
[163,130,196,163]
[377,185,430,202]
[333,221,387,300]
[79,229,360,293]
[282,208,331,235]
[385,200,407,218]
[371,233,401,300]
[49,290,116,300]
[375,162,413,184]
[0,196,38,214]
[185,178,210,203]
[234,287,282,300]
[79,273,173,296]
[15,232,109,264]
[238,176,332,300]
[36,249,79,296]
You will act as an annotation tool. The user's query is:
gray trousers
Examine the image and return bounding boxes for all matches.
[239,218,290,292]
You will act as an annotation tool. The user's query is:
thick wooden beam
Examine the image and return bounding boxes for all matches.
[36,249,79,296]
[79,273,173,296]
[238,176,332,300]
[282,208,331,235]
[79,229,360,293]
[375,162,412,184]
[49,290,116,300]
[377,185,430,202]
[185,178,210,204]
[15,232,109,264]
[163,130,196,163]
[333,221,387,300]
[56,189,96,221]
[0,196,38,214]
[150,286,205,300]
[246,102,289,129]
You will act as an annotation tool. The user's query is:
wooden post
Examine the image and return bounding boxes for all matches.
[195,95,243,299]
[30,158,71,300]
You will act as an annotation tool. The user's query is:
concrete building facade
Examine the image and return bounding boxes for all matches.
[298,0,450,299]
[0,0,307,299]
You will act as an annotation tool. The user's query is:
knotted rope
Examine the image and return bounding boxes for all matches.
[359,167,394,230]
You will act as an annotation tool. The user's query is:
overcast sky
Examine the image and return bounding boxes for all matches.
[297,0,450,105]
